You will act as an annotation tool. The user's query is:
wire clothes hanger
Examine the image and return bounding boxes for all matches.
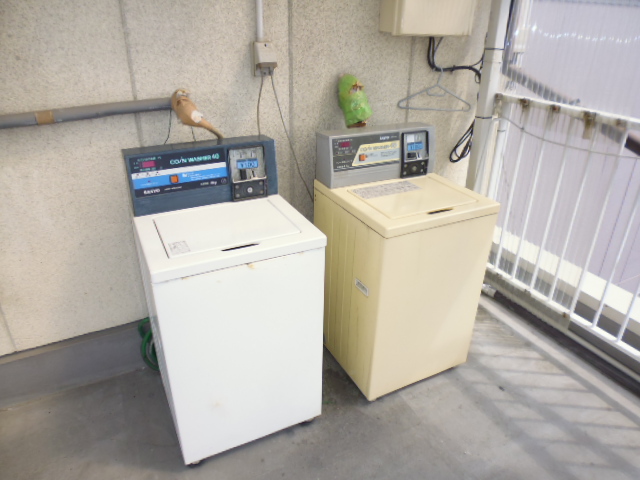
[397,69,471,112]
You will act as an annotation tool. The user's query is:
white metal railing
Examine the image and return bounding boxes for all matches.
[479,93,640,375]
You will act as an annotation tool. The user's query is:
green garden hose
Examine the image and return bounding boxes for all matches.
[138,317,159,371]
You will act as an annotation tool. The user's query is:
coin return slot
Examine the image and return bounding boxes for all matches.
[222,243,258,252]
[427,208,453,215]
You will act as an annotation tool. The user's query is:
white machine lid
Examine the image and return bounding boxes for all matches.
[314,174,500,239]
[134,195,327,283]
[349,177,476,219]
[154,199,300,258]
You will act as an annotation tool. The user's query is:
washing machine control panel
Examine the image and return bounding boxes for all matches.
[229,146,267,201]
[128,149,229,199]
[401,131,429,178]
[123,136,278,216]
[316,123,435,188]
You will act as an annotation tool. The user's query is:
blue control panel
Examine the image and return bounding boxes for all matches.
[123,136,278,217]
[129,151,229,197]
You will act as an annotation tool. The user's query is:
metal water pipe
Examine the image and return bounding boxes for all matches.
[0,98,171,130]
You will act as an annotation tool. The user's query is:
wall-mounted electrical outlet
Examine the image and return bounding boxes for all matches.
[253,42,277,76]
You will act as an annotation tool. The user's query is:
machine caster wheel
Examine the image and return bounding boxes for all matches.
[300,417,317,426]
[187,460,203,468]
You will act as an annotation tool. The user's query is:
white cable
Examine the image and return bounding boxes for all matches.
[270,74,314,203]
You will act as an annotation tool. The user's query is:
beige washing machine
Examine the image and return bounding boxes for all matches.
[314,123,499,401]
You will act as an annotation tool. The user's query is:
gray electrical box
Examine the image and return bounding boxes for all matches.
[316,123,435,188]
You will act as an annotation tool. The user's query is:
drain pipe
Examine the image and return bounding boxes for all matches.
[0,97,171,130]
[466,0,511,191]
[256,0,265,42]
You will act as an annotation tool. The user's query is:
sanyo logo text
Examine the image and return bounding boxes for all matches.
[144,188,160,195]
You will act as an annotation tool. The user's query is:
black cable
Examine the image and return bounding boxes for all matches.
[426,36,483,163]
[270,74,314,204]
[191,127,196,142]
[257,74,265,136]
[163,110,172,144]
[450,120,474,163]
[427,37,482,83]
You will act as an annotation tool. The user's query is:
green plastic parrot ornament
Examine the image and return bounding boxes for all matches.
[338,74,372,128]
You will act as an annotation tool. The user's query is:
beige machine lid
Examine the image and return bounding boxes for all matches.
[314,174,500,239]
[350,176,476,219]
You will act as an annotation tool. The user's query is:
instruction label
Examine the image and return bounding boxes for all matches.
[351,140,400,167]
[332,132,400,171]
[351,181,421,200]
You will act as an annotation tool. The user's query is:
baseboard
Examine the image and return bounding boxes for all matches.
[0,321,145,409]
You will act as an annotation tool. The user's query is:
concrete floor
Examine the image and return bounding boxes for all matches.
[1,296,639,480]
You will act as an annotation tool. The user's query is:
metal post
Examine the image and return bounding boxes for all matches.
[588,185,640,328]
[494,106,532,272]
[511,108,555,280]
[617,280,640,342]
[466,0,512,190]
[568,130,629,317]
[487,103,512,200]
[548,127,600,303]
[529,117,577,291]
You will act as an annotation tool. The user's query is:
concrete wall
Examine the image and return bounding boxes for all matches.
[0,0,491,356]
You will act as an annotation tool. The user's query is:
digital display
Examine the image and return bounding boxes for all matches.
[237,159,259,169]
[338,141,351,148]
[407,142,424,151]
[141,160,156,168]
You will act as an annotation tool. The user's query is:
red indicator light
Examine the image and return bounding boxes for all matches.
[141,160,156,168]
[338,141,351,148]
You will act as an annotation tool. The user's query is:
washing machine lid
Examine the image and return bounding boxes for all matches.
[134,195,327,283]
[153,199,300,258]
[314,174,500,239]
[349,176,476,219]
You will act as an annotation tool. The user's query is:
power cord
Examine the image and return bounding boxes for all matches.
[257,74,265,136]
[427,37,483,163]
[450,120,474,163]
[269,74,314,203]
[427,37,482,83]
[162,107,205,144]
[163,110,172,144]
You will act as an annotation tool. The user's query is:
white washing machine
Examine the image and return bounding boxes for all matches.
[315,124,499,401]
[123,136,326,465]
